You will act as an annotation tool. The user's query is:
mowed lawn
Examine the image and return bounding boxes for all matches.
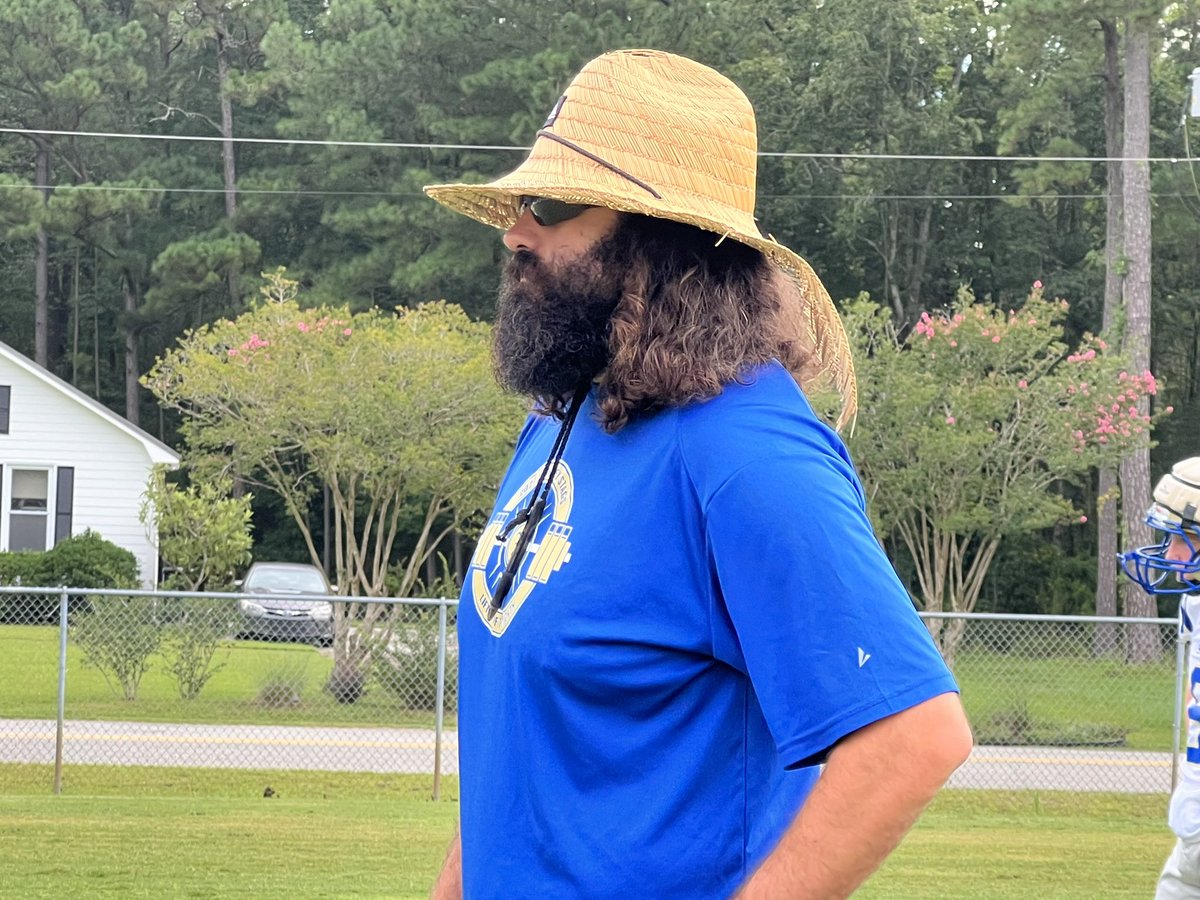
[0,765,1174,899]
[0,624,453,729]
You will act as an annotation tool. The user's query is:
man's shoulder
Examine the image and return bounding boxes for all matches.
[671,361,853,491]
[676,361,829,440]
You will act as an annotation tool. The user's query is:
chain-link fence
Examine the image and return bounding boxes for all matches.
[933,611,1182,794]
[0,586,459,797]
[0,588,1184,796]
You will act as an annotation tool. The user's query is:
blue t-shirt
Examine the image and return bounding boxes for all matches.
[457,361,958,899]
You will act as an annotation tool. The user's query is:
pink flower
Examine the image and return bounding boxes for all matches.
[949,340,957,347]
[227,348,239,357]
[297,322,309,333]
[1033,280,1043,290]
[992,335,1001,343]
[946,416,956,425]
[1167,406,1176,414]
[1018,380,1028,389]
[1079,515,1088,524]
[343,328,352,336]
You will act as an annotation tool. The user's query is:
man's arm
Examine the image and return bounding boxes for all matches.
[735,691,972,900]
[429,828,462,900]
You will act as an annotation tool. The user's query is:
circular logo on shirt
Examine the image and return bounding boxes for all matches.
[468,462,576,636]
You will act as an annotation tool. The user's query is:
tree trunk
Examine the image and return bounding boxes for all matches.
[34,140,51,368]
[216,27,240,306]
[123,276,140,426]
[1094,18,1123,657]
[1119,15,1157,664]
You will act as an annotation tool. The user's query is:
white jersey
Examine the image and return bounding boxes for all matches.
[1170,594,1200,841]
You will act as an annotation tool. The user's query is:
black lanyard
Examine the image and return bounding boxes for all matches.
[490,382,591,613]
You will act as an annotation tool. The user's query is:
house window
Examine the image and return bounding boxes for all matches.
[0,385,10,434]
[7,468,50,552]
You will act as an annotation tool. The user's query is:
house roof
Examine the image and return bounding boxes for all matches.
[0,340,180,466]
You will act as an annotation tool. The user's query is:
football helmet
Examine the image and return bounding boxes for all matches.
[1119,457,1200,595]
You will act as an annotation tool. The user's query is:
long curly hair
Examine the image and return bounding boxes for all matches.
[574,214,817,433]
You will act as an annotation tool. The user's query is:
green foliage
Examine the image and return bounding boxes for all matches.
[844,284,1165,652]
[43,530,141,591]
[158,599,236,701]
[141,466,253,592]
[984,535,1096,616]
[0,531,140,622]
[72,598,162,701]
[0,553,49,589]
[145,269,522,595]
[144,268,520,680]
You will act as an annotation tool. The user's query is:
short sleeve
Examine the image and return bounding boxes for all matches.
[695,410,959,769]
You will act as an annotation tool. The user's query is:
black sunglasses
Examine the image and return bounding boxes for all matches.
[517,196,594,227]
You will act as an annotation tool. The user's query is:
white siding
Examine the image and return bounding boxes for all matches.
[0,358,170,588]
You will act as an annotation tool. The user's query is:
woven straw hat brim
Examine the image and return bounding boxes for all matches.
[423,49,857,429]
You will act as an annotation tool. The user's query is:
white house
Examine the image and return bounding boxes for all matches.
[0,340,179,588]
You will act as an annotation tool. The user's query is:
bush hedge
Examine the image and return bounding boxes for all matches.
[0,530,140,623]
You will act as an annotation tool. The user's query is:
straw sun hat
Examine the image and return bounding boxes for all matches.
[424,48,857,429]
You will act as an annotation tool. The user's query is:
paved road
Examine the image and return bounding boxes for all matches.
[948,743,1174,793]
[0,719,458,774]
[0,718,1177,792]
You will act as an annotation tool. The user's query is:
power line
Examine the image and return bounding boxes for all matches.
[3,181,1198,202]
[0,127,526,153]
[0,182,410,198]
[0,126,1194,165]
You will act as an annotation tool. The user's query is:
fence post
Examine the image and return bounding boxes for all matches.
[53,588,69,795]
[432,599,448,801]
[1174,629,1188,795]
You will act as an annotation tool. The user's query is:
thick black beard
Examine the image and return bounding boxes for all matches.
[492,223,629,402]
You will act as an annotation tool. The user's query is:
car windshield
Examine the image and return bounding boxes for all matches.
[245,566,327,593]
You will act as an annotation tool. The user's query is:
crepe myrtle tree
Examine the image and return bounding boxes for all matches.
[140,464,253,593]
[145,269,523,680]
[841,283,1167,662]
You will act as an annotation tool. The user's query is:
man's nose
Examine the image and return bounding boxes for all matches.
[503,211,540,253]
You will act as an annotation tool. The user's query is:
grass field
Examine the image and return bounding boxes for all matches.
[0,765,1173,899]
[954,648,1178,751]
[0,624,453,729]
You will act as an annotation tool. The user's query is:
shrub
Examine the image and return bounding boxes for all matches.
[159,598,236,700]
[0,531,137,623]
[72,597,162,701]
[44,530,140,590]
[254,661,310,709]
[0,553,52,622]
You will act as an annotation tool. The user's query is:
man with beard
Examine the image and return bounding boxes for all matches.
[425,50,971,900]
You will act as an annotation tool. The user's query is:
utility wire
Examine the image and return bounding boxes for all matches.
[3,181,1198,201]
[0,126,1194,165]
